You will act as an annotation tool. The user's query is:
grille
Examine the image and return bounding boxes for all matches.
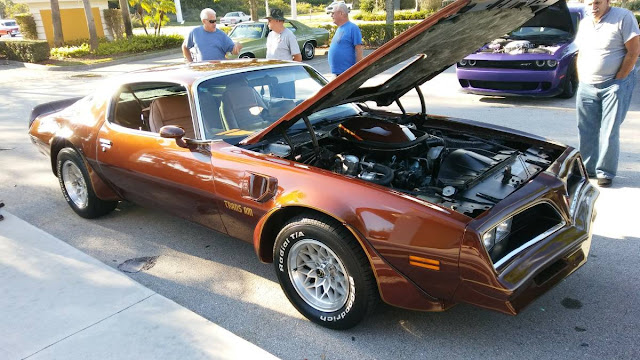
[490,203,564,267]
[469,80,543,91]
[461,60,555,70]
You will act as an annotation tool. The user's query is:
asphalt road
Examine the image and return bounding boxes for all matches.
[1,55,639,359]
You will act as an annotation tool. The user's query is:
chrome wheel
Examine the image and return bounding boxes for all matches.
[303,42,315,60]
[288,239,350,312]
[61,160,88,209]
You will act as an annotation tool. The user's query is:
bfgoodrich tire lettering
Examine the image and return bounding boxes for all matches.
[56,148,118,219]
[274,212,378,329]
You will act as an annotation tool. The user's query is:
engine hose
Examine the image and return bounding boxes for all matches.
[442,138,488,149]
[362,163,394,186]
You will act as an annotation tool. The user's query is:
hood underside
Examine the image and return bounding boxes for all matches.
[244,0,562,145]
[518,0,574,34]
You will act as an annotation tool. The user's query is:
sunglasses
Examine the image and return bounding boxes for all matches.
[206,20,216,24]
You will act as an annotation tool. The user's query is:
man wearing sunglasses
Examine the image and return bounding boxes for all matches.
[182,8,242,62]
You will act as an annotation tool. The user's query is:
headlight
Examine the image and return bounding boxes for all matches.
[482,218,513,251]
[546,60,558,67]
[459,59,467,66]
[468,60,476,66]
[535,60,546,67]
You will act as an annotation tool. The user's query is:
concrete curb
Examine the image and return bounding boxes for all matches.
[3,48,182,72]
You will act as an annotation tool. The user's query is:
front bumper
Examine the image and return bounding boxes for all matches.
[454,159,599,314]
[456,67,566,97]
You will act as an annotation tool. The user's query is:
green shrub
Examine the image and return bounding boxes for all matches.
[359,0,376,13]
[624,0,640,11]
[297,2,324,14]
[359,22,417,46]
[269,0,291,14]
[318,21,418,47]
[0,40,50,62]
[48,34,183,59]
[420,0,442,11]
[14,13,38,40]
[353,10,433,21]
[636,14,640,25]
[94,34,183,56]
[50,43,91,58]
[103,9,125,40]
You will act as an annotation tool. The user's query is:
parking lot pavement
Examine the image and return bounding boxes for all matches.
[0,209,279,360]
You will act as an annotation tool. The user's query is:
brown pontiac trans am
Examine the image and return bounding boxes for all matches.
[28,0,598,329]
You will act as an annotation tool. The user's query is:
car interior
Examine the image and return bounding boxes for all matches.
[109,68,316,141]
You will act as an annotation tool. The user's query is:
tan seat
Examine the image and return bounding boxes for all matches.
[148,96,195,138]
[220,82,268,130]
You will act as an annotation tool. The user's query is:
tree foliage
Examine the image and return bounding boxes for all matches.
[129,0,176,35]
[0,0,29,19]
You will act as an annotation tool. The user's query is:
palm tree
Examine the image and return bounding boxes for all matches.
[385,0,394,42]
[81,0,99,51]
[50,0,64,47]
[119,0,134,37]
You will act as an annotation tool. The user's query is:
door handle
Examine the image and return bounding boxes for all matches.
[99,138,112,152]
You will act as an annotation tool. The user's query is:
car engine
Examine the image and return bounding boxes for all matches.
[480,39,560,55]
[257,116,559,218]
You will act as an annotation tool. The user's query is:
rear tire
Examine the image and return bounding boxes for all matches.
[302,42,315,60]
[274,212,378,329]
[239,53,255,59]
[56,148,118,219]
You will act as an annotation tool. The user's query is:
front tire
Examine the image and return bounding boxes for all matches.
[56,148,118,219]
[274,213,378,329]
[239,53,255,59]
[302,42,315,60]
[559,66,577,99]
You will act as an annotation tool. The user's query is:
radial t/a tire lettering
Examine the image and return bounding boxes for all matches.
[56,148,118,219]
[274,212,378,329]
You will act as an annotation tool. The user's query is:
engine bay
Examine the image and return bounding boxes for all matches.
[479,38,561,55]
[252,114,560,218]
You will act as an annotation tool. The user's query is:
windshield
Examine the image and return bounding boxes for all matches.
[509,26,571,39]
[229,24,264,39]
[196,66,326,140]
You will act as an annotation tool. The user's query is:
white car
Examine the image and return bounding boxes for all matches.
[0,19,20,37]
[220,12,251,26]
[325,1,352,14]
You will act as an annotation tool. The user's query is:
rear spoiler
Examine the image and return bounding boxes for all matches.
[28,97,84,128]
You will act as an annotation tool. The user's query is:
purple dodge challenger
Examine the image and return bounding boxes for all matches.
[456,0,585,98]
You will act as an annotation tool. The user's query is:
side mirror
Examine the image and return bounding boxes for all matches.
[159,125,188,148]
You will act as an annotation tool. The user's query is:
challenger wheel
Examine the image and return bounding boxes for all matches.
[302,42,315,60]
[559,66,578,99]
[274,213,378,329]
[239,53,254,59]
[56,148,118,218]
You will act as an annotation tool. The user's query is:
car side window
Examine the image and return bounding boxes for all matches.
[284,22,297,33]
[110,83,190,135]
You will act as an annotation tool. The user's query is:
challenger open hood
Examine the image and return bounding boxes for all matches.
[518,0,574,34]
[244,0,562,145]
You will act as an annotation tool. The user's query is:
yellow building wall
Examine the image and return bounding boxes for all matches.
[40,8,105,45]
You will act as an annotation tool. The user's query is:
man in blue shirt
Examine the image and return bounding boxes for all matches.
[182,8,242,62]
[328,3,363,76]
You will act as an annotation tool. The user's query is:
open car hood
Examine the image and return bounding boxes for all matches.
[244,0,562,145]
[518,0,574,34]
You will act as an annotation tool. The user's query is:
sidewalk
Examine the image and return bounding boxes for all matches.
[0,207,279,360]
